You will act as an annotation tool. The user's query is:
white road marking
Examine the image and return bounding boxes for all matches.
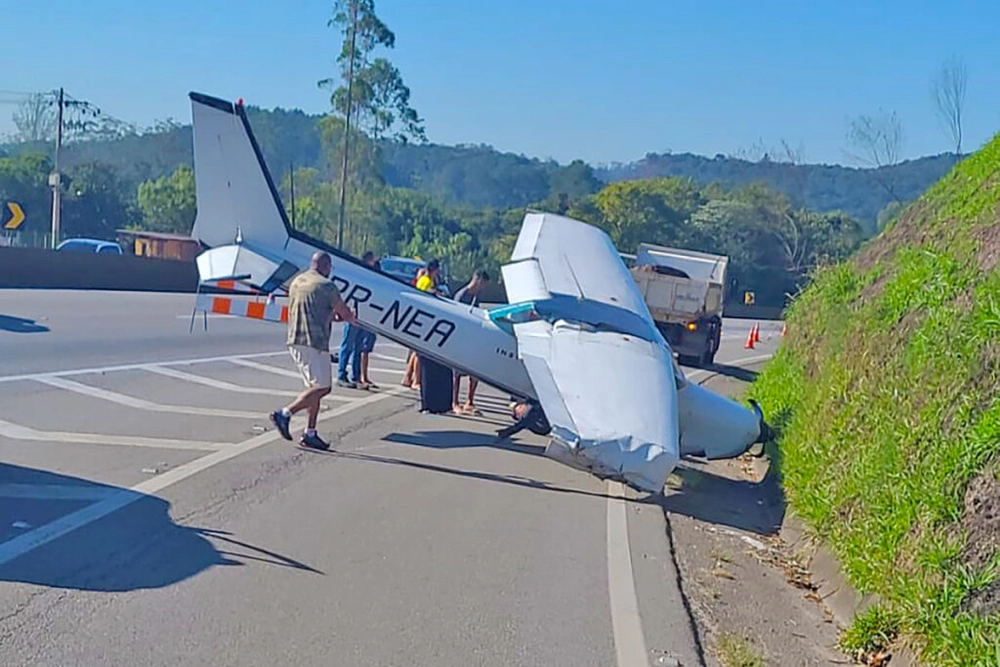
[0,386,411,567]
[367,367,404,375]
[0,418,225,451]
[0,484,126,502]
[603,350,776,667]
[606,480,649,667]
[371,353,408,364]
[140,366,354,401]
[0,351,287,385]
[228,358,302,378]
[34,377,263,420]
[231,357,402,379]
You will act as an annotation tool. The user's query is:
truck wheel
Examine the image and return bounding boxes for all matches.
[677,354,698,367]
[701,337,717,367]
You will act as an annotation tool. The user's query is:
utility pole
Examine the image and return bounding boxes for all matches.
[45,88,101,248]
[336,0,358,250]
[49,87,64,249]
[289,161,296,227]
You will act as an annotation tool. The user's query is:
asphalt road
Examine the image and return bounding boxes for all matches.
[0,289,783,667]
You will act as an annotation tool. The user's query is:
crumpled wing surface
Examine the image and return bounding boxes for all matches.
[500,212,681,493]
[507,211,656,325]
[512,318,680,494]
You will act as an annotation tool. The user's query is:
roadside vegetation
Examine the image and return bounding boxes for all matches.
[714,633,767,667]
[749,130,1000,665]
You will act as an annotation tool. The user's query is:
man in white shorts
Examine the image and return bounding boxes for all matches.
[270,251,357,450]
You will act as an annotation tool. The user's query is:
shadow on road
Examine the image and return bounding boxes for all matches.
[383,429,542,456]
[372,429,787,535]
[338,449,617,502]
[705,362,760,383]
[0,463,322,592]
[680,361,760,383]
[655,457,786,536]
[0,315,50,334]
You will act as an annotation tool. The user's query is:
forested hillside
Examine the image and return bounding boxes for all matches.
[0,0,959,311]
[1,105,956,228]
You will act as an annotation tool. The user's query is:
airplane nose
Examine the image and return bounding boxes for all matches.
[748,399,777,444]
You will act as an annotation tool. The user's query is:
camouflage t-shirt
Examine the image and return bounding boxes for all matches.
[286,269,344,351]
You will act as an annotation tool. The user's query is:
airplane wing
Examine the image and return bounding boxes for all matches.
[499,212,680,493]
[507,211,656,324]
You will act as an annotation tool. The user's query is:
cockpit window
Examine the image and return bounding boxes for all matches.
[487,302,540,334]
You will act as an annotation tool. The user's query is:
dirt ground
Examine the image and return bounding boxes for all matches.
[664,368,856,667]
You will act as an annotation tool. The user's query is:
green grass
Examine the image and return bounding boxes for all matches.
[714,633,767,667]
[748,131,1000,666]
[839,604,900,655]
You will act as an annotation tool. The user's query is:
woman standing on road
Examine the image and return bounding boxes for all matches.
[401,260,441,389]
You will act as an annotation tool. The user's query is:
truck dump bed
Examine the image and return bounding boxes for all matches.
[629,243,728,323]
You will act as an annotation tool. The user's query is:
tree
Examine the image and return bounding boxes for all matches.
[549,159,602,200]
[318,0,425,248]
[11,93,57,143]
[0,153,54,238]
[588,177,705,250]
[61,162,135,240]
[136,165,196,234]
[845,109,905,202]
[931,56,968,159]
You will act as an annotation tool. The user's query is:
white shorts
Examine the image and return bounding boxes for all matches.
[288,344,332,389]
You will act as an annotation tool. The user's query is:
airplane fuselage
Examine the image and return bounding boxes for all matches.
[185,90,771,484]
[280,237,537,400]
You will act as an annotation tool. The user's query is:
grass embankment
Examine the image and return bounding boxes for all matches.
[748,133,1000,666]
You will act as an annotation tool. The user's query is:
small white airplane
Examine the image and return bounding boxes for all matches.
[185,92,774,495]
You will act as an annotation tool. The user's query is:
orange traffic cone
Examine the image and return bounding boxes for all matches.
[744,326,756,349]
[753,321,761,343]
[781,322,786,337]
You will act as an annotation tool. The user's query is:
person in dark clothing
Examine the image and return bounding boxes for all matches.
[496,400,551,440]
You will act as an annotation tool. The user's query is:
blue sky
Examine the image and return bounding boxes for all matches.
[3,0,999,166]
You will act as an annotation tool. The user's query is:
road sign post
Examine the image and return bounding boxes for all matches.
[3,202,25,230]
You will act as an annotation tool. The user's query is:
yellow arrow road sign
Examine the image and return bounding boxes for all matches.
[3,202,25,230]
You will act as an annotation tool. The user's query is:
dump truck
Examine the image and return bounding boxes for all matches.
[626,243,728,367]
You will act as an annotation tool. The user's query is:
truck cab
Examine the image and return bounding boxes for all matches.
[627,243,728,368]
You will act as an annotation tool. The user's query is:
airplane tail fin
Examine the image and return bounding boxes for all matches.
[188,93,293,255]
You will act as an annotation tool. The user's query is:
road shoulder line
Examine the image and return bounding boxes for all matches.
[607,480,650,667]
